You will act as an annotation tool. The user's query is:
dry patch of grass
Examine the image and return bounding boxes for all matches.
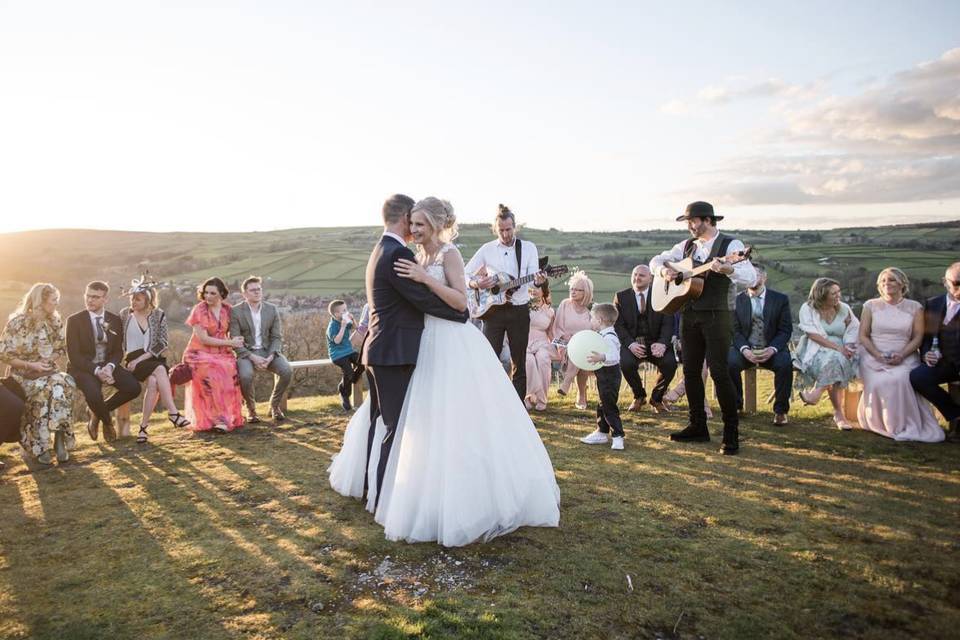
[1,372,958,639]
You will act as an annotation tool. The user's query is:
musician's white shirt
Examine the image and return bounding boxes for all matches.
[464,238,541,306]
[649,233,756,289]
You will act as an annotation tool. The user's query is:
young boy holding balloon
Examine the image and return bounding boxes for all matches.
[578,303,625,450]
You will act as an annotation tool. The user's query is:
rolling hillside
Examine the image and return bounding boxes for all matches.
[0,221,956,321]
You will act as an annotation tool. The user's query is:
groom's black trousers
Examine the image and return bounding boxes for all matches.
[364,364,415,508]
[482,303,530,400]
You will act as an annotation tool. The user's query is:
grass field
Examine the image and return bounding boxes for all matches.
[2,371,958,639]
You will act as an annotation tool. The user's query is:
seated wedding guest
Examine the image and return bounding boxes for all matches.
[0,382,25,470]
[0,283,78,464]
[727,265,794,425]
[910,261,960,438]
[350,302,371,351]
[794,277,860,430]
[614,265,676,413]
[183,277,245,433]
[231,276,292,423]
[555,270,594,410]
[579,303,625,450]
[120,279,190,443]
[525,281,555,411]
[327,299,359,411]
[67,281,141,442]
[857,268,943,442]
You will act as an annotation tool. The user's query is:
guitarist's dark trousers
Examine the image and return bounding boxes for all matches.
[364,364,415,508]
[482,303,529,400]
[680,309,739,441]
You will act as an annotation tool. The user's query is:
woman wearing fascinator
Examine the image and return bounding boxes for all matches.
[119,275,190,442]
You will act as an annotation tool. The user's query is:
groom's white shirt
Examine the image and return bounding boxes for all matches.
[382,231,406,245]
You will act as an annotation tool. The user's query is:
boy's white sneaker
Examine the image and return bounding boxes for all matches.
[580,430,609,444]
[611,437,625,451]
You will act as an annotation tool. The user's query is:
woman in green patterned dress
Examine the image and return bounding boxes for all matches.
[0,283,78,465]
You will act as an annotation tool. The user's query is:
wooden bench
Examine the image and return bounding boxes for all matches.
[116,359,365,429]
[281,359,364,411]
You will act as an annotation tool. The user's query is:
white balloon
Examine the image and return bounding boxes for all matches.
[566,330,607,371]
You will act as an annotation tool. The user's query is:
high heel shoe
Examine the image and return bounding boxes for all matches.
[168,412,191,429]
[834,416,854,431]
[136,423,150,443]
[799,389,818,406]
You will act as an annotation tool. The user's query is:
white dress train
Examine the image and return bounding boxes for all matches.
[328,244,561,546]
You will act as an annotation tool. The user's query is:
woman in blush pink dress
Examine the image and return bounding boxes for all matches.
[554,271,594,410]
[856,268,944,442]
[525,282,556,411]
[183,277,245,433]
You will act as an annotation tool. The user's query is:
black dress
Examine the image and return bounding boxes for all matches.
[123,315,167,382]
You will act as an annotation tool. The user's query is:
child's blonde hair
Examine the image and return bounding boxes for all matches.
[591,302,618,326]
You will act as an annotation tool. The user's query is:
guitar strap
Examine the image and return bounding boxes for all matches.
[514,238,522,278]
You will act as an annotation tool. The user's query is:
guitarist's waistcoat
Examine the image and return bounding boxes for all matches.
[683,233,736,311]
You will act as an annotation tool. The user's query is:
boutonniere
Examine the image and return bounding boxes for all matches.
[102,320,118,336]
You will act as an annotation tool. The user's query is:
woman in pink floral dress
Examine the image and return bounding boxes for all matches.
[183,277,245,432]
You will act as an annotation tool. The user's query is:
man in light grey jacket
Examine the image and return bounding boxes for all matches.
[230,276,293,423]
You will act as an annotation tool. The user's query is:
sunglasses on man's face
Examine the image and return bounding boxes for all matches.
[945,279,960,288]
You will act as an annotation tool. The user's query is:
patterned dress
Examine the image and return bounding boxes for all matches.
[0,313,77,457]
[183,303,244,431]
[795,304,860,390]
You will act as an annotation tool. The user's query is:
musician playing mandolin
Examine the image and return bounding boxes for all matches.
[649,201,757,455]
[465,204,545,400]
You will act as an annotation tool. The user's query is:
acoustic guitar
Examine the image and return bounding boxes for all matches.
[651,247,753,314]
[467,264,569,319]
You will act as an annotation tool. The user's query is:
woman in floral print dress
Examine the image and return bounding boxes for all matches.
[0,283,78,465]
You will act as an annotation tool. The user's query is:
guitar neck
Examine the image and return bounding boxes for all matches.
[501,272,540,290]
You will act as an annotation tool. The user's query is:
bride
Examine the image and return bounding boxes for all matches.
[328,197,561,547]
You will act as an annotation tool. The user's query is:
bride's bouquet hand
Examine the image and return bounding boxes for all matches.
[394,259,428,283]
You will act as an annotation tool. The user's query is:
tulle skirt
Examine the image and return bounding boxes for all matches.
[328,315,561,547]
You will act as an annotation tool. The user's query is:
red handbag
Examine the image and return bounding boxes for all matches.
[169,363,193,386]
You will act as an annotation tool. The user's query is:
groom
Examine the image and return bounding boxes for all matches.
[362,194,469,506]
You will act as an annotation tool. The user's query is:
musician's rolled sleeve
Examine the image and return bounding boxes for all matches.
[649,241,685,276]
[725,240,757,288]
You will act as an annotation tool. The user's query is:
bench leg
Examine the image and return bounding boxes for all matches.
[743,368,757,414]
[117,403,131,438]
[352,377,364,407]
[843,386,862,422]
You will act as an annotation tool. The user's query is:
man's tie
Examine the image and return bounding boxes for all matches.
[95,316,105,342]
[637,293,645,315]
[945,300,959,326]
[751,296,762,319]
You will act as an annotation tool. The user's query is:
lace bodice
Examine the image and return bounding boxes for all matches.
[421,243,456,286]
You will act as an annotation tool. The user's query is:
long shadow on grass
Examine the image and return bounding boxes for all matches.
[0,460,242,640]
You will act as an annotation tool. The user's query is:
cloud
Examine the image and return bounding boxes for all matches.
[660,77,819,114]
[680,47,960,205]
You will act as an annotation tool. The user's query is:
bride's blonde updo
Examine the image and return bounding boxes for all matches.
[411,197,459,244]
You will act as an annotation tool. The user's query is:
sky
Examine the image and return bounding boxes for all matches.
[1,0,958,233]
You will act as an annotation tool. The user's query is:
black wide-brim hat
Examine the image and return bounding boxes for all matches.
[676,201,724,222]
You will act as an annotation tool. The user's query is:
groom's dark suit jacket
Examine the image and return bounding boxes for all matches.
[362,235,468,367]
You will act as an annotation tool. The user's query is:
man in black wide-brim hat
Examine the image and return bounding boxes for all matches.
[649,201,757,454]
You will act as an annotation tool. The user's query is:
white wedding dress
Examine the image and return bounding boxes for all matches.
[328,244,561,547]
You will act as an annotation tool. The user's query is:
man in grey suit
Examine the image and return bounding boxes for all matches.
[230,275,293,423]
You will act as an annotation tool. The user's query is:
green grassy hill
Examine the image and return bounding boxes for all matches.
[0,221,956,320]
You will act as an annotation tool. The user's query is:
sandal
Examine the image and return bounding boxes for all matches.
[168,412,191,429]
[136,423,149,444]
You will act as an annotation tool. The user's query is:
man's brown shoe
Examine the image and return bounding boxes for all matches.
[101,415,117,442]
[627,398,646,412]
[650,401,671,414]
[87,410,99,441]
[773,413,789,426]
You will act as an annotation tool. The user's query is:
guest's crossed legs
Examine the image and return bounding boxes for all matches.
[72,367,140,423]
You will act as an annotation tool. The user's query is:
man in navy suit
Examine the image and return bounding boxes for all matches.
[613,265,677,413]
[362,194,469,505]
[910,261,960,437]
[727,265,793,425]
